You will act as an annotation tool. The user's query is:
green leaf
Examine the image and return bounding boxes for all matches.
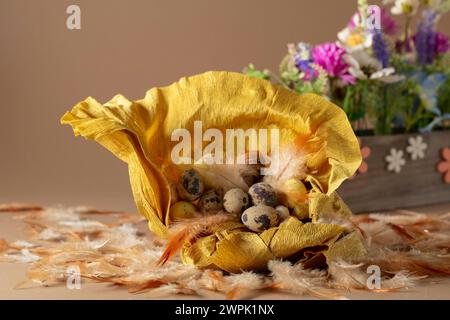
[244,64,270,80]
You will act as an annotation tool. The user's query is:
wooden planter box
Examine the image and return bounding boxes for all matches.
[339,130,450,213]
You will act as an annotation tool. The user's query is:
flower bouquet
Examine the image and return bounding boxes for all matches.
[246,0,450,135]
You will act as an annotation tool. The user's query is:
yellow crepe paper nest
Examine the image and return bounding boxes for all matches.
[61,71,365,273]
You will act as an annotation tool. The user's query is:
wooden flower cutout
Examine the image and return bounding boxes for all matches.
[385,148,405,173]
[350,138,371,179]
[359,139,371,174]
[406,136,427,160]
[437,147,450,184]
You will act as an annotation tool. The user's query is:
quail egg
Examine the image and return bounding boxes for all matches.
[241,205,279,232]
[200,190,223,213]
[169,201,198,221]
[275,205,290,221]
[248,182,277,207]
[223,188,250,215]
[282,179,308,208]
[236,152,263,187]
[177,169,204,201]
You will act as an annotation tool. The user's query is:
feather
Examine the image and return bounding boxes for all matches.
[3,205,450,300]
[262,138,309,206]
[263,139,307,185]
[354,220,403,247]
[190,163,249,192]
[365,249,450,276]
[380,271,424,291]
[222,272,267,300]
[1,249,41,263]
[0,203,43,212]
[143,283,196,298]
[181,151,263,192]
[185,269,225,292]
[328,260,424,291]
[268,260,346,300]
[127,280,167,294]
[0,239,8,253]
[158,212,237,265]
[328,261,369,289]
[353,211,450,276]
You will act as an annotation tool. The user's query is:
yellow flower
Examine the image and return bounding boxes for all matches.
[61,71,364,272]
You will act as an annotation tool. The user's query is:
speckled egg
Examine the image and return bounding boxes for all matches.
[236,152,263,187]
[223,188,250,215]
[169,201,198,221]
[239,164,262,187]
[282,179,308,208]
[200,190,223,213]
[177,169,204,201]
[275,205,290,221]
[248,182,277,207]
[241,205,279,232]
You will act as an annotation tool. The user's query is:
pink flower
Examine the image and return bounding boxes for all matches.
[312,43,355,85]
[436,32,450,54]
[380,8,398,36]
[347,9,397,36]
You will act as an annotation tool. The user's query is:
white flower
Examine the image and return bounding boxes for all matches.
[386,148,406,173]
[338,28,373,52]
[296,42,313,61]
[406,136,428,160]
[345,50,381,79]
[345,50,404,83]
[347,50,382,70]
[370,67,406,83]
[386,0,420,16]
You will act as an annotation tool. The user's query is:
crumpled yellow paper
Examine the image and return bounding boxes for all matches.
[61,71,365,272]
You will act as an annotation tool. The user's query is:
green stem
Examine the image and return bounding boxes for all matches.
[406,108,434,132]
[404,17,411,53]
[329,78,338,102]
[269,71,291,90]
[382,84,388,134]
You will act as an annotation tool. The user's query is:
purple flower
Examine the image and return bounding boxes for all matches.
[312,43,355,85]
[295,59,317,80]
[347,8,397,36]
[290,43,318,81]
[415,9,438,65]
[413,31,450,59]
[373,30,390,68]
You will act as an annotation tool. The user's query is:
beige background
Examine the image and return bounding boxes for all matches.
[1,0,449,213]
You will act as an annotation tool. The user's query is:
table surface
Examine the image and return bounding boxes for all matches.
[1,203,450,300]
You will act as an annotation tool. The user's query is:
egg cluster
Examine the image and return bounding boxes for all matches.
[170,169,304,233]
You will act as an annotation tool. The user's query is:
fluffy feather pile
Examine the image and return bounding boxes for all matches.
[0,204,449,299]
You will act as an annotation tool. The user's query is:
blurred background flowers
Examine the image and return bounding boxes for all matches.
[246,0,450,135]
